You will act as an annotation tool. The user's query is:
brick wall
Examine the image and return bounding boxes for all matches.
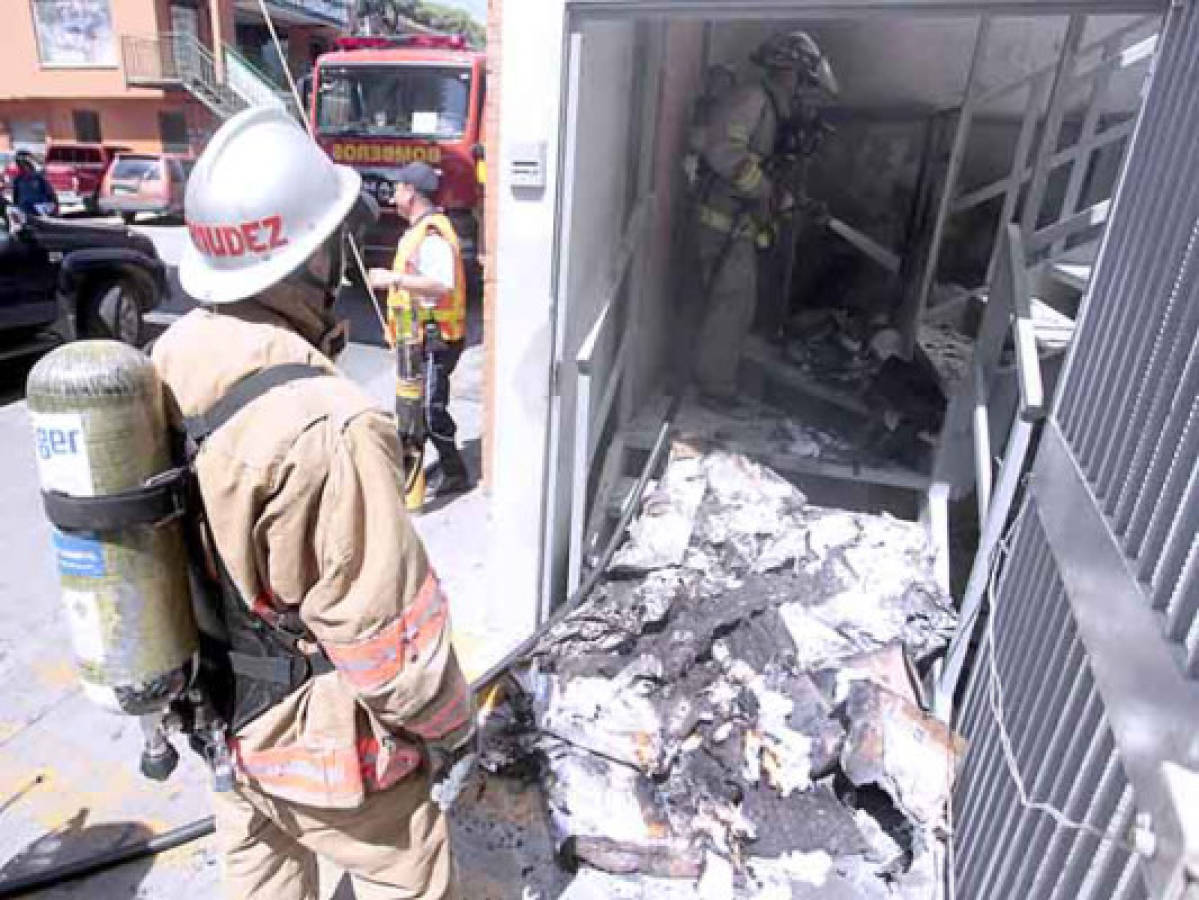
[481,0,501,489]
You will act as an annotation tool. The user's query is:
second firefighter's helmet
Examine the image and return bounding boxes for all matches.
[752,30,838,95]
[180,105,361,305]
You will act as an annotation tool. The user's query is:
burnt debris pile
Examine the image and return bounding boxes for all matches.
[482,446,965,898]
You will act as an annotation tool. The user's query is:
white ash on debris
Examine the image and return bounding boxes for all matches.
[612,450,708,573]
[485,448,963,897]
[657,394,862,467]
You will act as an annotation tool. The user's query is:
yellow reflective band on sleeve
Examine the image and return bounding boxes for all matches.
[698,205,739,235]
[734,159,764,193]
[726,123,750,145]
[697,205,773,248]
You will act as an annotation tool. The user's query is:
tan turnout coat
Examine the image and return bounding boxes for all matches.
[152,307,473,809]
[699,81,780,211]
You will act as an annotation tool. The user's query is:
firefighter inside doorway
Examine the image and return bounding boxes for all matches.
[158,105,476,899]
[689,30,838,403]
[369,161,472,506]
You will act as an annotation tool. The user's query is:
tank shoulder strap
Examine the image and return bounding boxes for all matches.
[41,365,333,533]
[184,363,328,447]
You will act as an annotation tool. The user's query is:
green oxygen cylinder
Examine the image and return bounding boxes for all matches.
[27,340,198,716]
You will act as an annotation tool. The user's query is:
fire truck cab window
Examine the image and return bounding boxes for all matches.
[317,65,471,139]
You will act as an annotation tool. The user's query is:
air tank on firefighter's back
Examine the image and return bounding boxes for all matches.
[27,340,197,716]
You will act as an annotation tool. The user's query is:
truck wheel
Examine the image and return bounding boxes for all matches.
[122,212,137,225]
[82,280,145,346]
[85,193,101,216]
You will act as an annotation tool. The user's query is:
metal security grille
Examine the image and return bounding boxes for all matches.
[953,2,1199,897]
[953,512,1145,900]
[1054,16,1199,674]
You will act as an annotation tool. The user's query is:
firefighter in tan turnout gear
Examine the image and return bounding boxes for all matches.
[691,31,837,401]
[157,105,474,899]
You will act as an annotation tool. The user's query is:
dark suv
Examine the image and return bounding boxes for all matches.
[0,207,166,349]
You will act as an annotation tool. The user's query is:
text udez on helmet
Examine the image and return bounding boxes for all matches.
[188,215,288,258]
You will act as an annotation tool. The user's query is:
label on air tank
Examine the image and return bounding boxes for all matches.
[52,531,106,577]
[31,412,93,496]
[62,588,105,665]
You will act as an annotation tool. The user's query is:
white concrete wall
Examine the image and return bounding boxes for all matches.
[488,13,703,625]
[541,19,639,605]
[488,0,568,637]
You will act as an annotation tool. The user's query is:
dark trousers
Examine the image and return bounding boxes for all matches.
[427,340,465,473]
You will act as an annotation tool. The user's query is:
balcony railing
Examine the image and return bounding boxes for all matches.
[122,33,188,86]
[223,44,294,114]
[121,33,247,120]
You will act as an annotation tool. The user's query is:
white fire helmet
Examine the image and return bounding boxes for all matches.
[180,105,361,305]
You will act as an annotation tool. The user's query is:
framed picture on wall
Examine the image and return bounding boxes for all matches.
[31,0,117,68]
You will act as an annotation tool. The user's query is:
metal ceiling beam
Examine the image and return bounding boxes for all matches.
[566,0,1167,21]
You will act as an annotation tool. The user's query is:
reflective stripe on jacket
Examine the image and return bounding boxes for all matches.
[387,212,467,345]
[152,308,475,809]
[696,204,773,249]
[698,81,779,206]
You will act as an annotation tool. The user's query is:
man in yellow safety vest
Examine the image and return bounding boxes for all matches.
[369,162,471,499]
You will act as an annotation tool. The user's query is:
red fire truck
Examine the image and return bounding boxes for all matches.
[310,34,485,278]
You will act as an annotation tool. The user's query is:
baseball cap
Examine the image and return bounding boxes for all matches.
[393,162,439,195]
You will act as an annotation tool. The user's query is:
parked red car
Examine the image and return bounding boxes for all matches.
[43,143,129,213]
[98,153,191,223]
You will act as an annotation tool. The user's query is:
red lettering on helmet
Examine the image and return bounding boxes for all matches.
[207,226,227,257]
[222,225,247,257]
[241,221,266,254]
[263,215,287,250]
[187,223,210,255]
[189,218,286,258]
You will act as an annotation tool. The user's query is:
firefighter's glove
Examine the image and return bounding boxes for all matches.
[429,742,478,811]
[755,222,776,251]
[800,196,831,230]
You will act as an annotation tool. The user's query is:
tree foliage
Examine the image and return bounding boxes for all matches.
[353,0,485,48]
